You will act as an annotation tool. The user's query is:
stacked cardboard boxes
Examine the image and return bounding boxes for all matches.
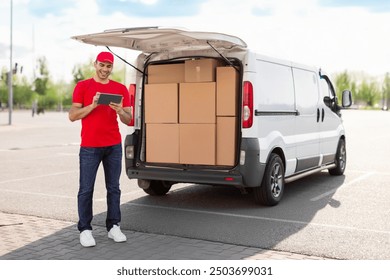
[146,123,179,164]
[184,59,220,83]
[216,66,238,166]
[148,63,185,84]
[145,83,179,124]
[179,59,219,165]
[145,64,183,164]
[145,58,238,166]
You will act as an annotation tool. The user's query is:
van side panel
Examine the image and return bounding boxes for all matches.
[292,68,321,172]
[256,60,295,112]
[252,59,297,176]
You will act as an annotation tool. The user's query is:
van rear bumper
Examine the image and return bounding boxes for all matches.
[127,167,244,186]
[125,136,264,188]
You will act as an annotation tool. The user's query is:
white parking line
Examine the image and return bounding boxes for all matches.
[0,170,78,185]
[310,171,376,202]
[0,188,121,202]
[0,188,74,199]
[127,202,390,235]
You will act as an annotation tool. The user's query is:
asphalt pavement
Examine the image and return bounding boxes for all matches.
[0,110,325,260]
[0,211,325,260]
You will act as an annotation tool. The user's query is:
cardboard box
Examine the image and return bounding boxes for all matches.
[180,124,216,165]
[145,83,178,123]
[217,117,237,166]
[185,58,221,82]
[148,63,185,84]
[179,82,216,123]
[146,124,179,163]
[216,67,239,116]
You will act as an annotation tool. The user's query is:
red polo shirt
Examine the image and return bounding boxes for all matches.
[72,78,130,147]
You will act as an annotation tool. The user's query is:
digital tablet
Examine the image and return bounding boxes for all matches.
[97,93,123,105]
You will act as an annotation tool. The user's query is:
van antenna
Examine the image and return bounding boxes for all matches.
[206,41,239,72]
[106,46,146,76]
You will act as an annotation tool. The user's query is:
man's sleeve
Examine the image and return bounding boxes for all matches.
[72,82,84,104]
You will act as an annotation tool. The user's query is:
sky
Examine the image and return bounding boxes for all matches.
[1,0,390,83]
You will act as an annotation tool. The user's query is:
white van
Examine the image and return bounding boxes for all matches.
[73,27,352,206]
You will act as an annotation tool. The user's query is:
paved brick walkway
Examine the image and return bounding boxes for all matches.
[0,212,327,260]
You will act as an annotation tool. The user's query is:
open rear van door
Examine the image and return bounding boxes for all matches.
[72,27,247,53]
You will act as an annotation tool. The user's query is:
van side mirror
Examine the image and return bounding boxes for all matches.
[323,96,331,107]
[341,90,352,108]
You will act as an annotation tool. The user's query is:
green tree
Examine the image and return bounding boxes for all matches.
[38,85,58,110]
[333,71,357,101]
[350,81,358,102]
[382,73,390,110]
[111,65,126,84]
[0,68,8,107]
[34,56,50,96]
[51,80,74,110]
[0,68,35,108]
[0,86,6,109]
[357,80,380,107]
[334,71,350,98]
[72,59,95,84]
[13,77,35,108]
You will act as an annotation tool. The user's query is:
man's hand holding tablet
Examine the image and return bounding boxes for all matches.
[97,93,123,105]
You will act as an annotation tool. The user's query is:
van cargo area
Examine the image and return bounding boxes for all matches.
[123,56,260,197]
[143,57,240,167]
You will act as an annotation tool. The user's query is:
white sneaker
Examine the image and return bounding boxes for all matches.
[108,225,127,242]
[80,230,96,247]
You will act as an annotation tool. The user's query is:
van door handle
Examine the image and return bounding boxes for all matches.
[317,108,320,122]
[321,108,325,122]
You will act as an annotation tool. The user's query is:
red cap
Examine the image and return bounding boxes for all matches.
[96,52,114,64]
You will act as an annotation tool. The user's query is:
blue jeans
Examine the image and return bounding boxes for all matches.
[77,144,122,232]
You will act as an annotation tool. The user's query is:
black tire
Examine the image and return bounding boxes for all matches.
[254,153,285,206]
[142,180,172,196]
[329,138,346,176]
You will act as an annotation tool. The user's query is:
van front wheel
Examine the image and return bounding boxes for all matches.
[142,180,172,196]
[329,138,346,176]
[254,154,285,206]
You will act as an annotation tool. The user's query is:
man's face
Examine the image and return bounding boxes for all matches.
[94,61,113,80]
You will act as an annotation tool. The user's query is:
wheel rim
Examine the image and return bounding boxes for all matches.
[339,143,346,170]
[270,163,283,198]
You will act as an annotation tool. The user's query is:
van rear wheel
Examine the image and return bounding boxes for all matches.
[254,153,285,206]
[142,180,172,196]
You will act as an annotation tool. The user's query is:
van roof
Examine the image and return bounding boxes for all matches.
[72,26,247,53]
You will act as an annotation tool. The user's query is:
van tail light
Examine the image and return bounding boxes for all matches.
[128,83,136,126]
[242,81,253,128]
